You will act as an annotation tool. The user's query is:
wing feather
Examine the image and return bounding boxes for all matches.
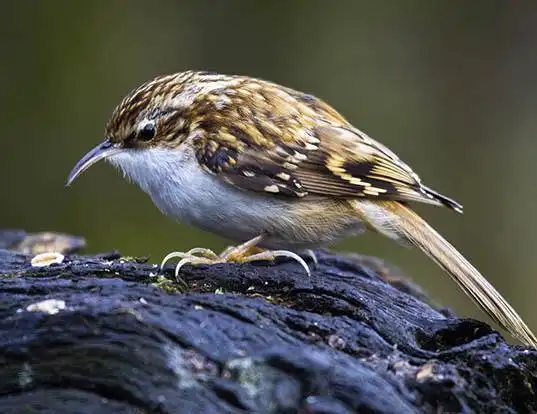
[191,108,461,211]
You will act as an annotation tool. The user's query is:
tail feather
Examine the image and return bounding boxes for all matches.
[352,200,537,347]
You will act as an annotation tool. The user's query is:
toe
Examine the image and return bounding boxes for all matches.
[184,247,218,259]
[174,256,216,279]
[222,246,264,262]
[243,250,311,276]
[161,248,219,270]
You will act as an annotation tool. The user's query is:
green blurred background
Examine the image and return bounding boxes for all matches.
[2,1,537,341]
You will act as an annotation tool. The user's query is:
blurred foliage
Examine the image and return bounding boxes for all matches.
[2,0,537,341]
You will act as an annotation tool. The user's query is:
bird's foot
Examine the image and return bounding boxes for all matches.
[160,235,311,281]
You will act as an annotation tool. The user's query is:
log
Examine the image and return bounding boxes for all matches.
[0,230,535,413]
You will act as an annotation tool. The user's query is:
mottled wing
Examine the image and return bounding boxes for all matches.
[307,125,462,211]
[190,77,461,211]
[193,122,462,212]
[193,132,309,197]
[297,125,447,203]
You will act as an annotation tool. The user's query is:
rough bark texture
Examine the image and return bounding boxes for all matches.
[0,230,536,414]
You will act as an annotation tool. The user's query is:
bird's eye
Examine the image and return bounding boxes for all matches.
[139,122,156,141]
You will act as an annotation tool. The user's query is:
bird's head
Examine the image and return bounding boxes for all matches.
[66,71,239,186]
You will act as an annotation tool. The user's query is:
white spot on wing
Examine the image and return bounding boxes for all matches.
[264,185,280,193]
[275,146,290,156]
[283,162,298,170]
[293,151,307,161]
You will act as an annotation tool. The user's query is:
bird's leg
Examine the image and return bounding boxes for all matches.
[160,235,311,280]
[218,235,266,261]
[219,235,311,275]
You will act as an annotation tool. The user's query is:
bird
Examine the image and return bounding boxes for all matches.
[66,70,537,347]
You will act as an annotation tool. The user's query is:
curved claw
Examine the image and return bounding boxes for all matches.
[160,235,310,281]
[305,249,319,266]
[174,256,215,280]
[161,248,219,270]
[246,250,311,277]
[160,251,191,270]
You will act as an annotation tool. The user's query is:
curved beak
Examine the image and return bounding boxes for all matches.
[66,139,121,186]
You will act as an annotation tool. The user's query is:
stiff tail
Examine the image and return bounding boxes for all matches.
[352,200,537,347]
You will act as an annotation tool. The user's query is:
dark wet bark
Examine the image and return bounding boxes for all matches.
[0,230,535,414]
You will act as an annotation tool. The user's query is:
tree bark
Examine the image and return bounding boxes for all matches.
[0,230,535,413]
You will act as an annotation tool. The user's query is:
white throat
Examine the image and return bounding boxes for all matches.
[106,145,209,222]
[108,147,190,193]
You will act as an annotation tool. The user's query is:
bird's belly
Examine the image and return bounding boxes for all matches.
[110,146,365,250]
[152,175,365,250]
